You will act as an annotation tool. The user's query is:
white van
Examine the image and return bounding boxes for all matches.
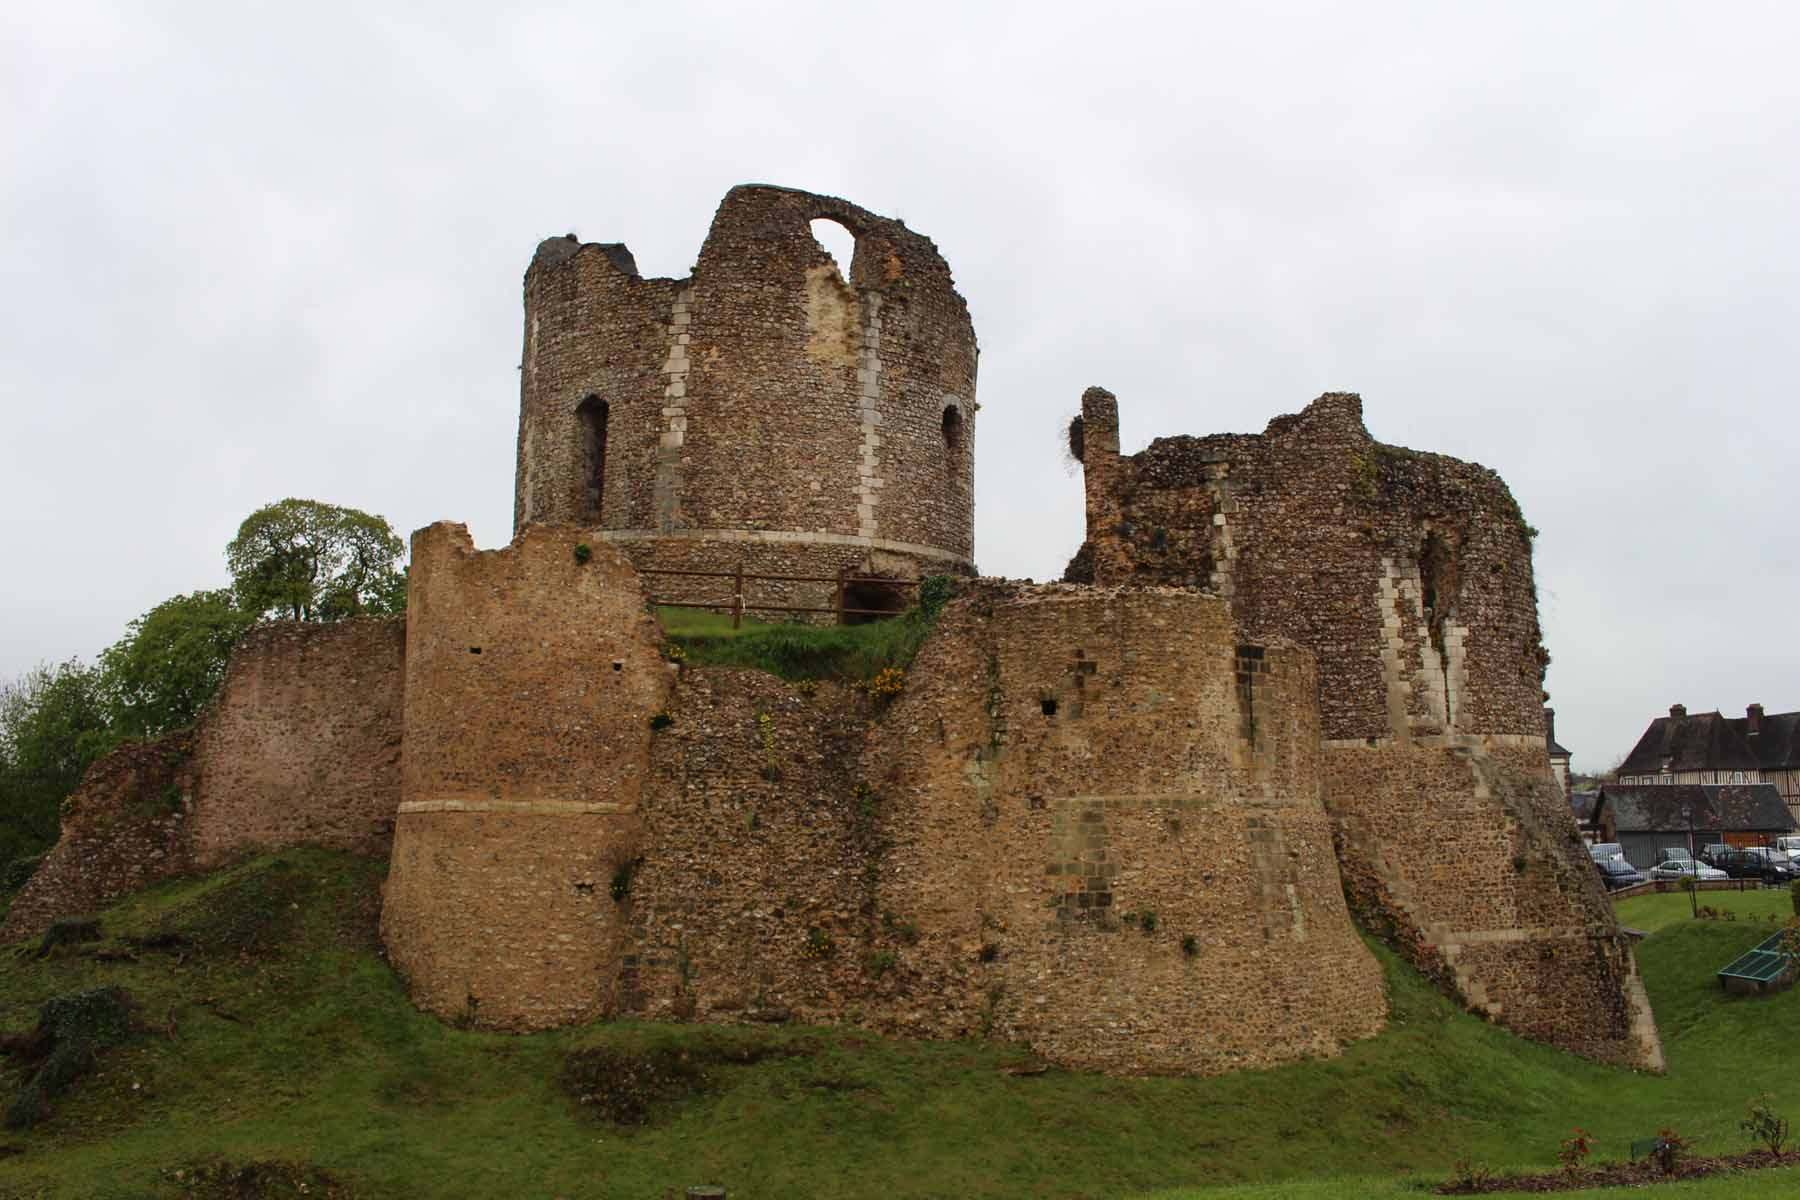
[1774,835,1800,862]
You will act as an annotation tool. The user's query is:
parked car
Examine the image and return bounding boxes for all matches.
[1589,842,1627,864]
[1596,858,1647,891]
[1654,847,1695,865]
[1711,848,1798,884]
[1699,844,1734,866]
[1648,860,1728,883]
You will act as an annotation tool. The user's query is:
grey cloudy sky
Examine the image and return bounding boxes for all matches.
[4,1,1796,771]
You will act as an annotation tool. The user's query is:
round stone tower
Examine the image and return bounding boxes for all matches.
[515,184,978,615]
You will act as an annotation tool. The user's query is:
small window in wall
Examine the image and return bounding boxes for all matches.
[577,395,609,521]
[840,579,908,625]
[942,405,965,455]
[809,218,857,286]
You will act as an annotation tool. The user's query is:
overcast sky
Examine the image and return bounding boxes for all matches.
[4,2,1796,770]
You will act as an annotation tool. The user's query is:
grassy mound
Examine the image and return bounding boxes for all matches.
[656,576,956,683]
[0,854,1796,1197]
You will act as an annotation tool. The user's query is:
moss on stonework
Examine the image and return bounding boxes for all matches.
[3,985,135,1128]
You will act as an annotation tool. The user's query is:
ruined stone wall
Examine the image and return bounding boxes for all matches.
[2,620,405,943]
[620,585,1386,1075]
[380,523,671,1030]
[515,185,978,615]
[1329,742,1663,1068]
[625,671,875,1023]
[0,734,196,943]
[1068,389,1661,1069]
[1071,389,1546,742]
[188,618,405,866]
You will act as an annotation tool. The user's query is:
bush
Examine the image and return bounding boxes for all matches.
[1653,1128,1690,1175]
[1557,1127,1591,1173]
[0,852,45,895]
[1743,1093,1790,1154]
[33,917,101,958]
[3,986,135,1129]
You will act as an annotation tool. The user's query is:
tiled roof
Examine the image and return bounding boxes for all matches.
[1618,711,1762,775]
[1597,783,1794,835]
[1733,711,1800,771]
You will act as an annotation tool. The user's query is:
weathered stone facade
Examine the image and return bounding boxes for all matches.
[0,619,404,943]
[7,185,1665,1078]
[514,185,978,617]
[379,523,671,1029]
[382,554,1387,1073]
[1068,387,1662,1070]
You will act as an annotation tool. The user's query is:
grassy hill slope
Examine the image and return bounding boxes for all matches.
[0,854,1797,1198]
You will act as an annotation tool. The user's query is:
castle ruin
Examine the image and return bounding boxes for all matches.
[5,185,1662,1076]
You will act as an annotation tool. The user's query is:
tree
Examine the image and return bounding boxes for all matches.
[0,660,115,863]
[98,590,257,739]
[225,499,407,622]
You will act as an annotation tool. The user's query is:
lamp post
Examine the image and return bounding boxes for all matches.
[1685,805,1698,919]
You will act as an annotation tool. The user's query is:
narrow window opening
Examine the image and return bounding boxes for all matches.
[576,395,609,522]
[809,218,857,286]
[469,647,482,655]
[942,405,965,455]
[1041,698,1058,717]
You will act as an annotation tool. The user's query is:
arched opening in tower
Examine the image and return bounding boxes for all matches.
[942,405,965,456]
[809,218,857,286]
[577,395,609,522]
[841,579,909,625]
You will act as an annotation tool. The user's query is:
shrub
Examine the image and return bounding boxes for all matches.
[1743,1093,1790,1154]
[863,950,897,977]
[3,986,135,1129]
[33,917,101,959]
[1557,1127,1592,1173]
[0,852,45,895]
[803,928,835,959]
[1181,935,1198,958]
[1653,1128,1690,1175]
[573,543,593,565]
[609,857,641,904]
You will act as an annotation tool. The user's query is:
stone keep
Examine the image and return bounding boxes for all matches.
[514,185,979,615]
[5,185,1665,1078]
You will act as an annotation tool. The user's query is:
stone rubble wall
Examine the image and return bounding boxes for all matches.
[1068,389,1662,1070]
[188,618,405,866]
[621,584,1387,1075]
[0,734,196,943]
[515,185,977,595]
[1328,742,1663,1069]
[1,619,407,943]
[379,523,671,1029]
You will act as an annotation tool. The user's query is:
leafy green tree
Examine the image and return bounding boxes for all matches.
[225,499,407,622]
[0,660,116,863]
[98,590,257,739]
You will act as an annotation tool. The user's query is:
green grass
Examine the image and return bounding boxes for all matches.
[2,852,1800,1197]
[657,602,938,682]
[1616,885,1797,933]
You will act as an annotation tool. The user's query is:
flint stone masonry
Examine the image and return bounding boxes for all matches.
[0,734,196,944]
[617,584,1387,1075]
[378,523,671,1029]
[1069,387,1662,1070]
[188,618,404,865]
[0,620,406,944]
[514,185,978,614]
[6,184,1665,1079]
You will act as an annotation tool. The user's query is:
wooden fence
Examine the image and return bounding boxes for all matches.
[640,566,918,628]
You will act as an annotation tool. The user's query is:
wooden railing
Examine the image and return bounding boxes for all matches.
[640,566,917,628]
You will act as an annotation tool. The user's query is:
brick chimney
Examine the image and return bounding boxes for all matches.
[1670,703,1687,720]
[1748,703,1764,736]
[1544,707,1558,747]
